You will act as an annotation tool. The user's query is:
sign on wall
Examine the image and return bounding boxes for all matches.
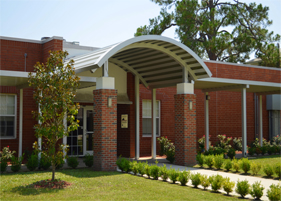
[121,114,128,128]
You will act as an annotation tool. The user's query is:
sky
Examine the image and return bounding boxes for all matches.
[1,0,280,51]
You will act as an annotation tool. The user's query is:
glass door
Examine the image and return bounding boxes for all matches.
[83,106,94,155]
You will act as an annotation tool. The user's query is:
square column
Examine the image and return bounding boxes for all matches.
[151,89,157,159]
[241,88,247,157]
[93,86,117,171]
[174,83,196,166]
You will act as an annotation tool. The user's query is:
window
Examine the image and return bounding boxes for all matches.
[142,99,160,137]
[0,94,16,139]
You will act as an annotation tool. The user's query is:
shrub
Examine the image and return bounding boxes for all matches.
[224,159,232,171]
[227,148,236,159]
[191,173,201,188]
[157,136,170,156]
[267,145,275,155]
[83,153,93,167]
[178,170,190,186]
[11,155,24,172]
[67,157,79,169]
[233,137,242,151]
[39,155,51,170]
[131,161,138,175]
[204,147,214,155]
[274,145,281,154]
[168,168,179,184]
[159,164,169,181]
[144,162,151,178]
[214,154,224,170]
[205,155,214,168]
[216,134,232,151]
[260,146,267,155]
[236,180,250,198]
[26,153,38,171]
[0,160,7,173]
[150,164,160,180]
[248,147,256,156]
[200,174,210,190]
[213,147,226,155]
[250,181,264,200]
[251,162,261,176]
[239,158,251,174]
[0,146,16,161]
[232,158,240,172]
[165,143,175,164]
[196,154,204,167]
[263,164,274,177]
[274,163,281,178]
[137,162,145,176]
[255,146,262,155]
[198,135,211,151]
[223,177,235,195]
[267,183,281,201]
[116,157,130,173]
[209,174,224,192]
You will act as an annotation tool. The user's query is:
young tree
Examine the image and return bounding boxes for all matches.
[28,51,80,180]
[135,0,280,63]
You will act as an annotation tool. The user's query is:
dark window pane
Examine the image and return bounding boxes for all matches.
[0,116,14,137]
[87,110,93,132]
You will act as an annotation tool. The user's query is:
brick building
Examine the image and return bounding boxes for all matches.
[1,35,280,170]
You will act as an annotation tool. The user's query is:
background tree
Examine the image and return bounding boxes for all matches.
[255,43,280,67]
[28,51,80,181]
[135,0,280,63]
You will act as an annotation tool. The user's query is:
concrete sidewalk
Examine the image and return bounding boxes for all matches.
[150,162,279,201]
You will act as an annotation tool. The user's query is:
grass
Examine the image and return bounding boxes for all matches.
[194,154,281,178]
[0,169,240,201]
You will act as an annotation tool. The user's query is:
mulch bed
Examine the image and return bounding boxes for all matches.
[26,179,71,189]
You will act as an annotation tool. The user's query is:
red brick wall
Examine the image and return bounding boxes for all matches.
[93,89,117,171]
[0,38,63,154]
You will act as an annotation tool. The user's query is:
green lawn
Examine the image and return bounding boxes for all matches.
[194,154,281,178]
[0,169,240,201]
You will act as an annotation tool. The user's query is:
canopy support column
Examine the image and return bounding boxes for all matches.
[38,91,42,160]
[18,89,23,157]
[151,88,157,159]
[242,88,247,157]
[204,92,209,151]
[135,76,140,159]
[259,95,263,146]
[63,113,67,161]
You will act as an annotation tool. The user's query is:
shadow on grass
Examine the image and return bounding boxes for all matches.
[10,185,61,196]
[59,168,121,178]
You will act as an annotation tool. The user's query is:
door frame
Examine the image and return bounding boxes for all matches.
[83,106,94,155]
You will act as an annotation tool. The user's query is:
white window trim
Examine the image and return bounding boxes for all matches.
[0,94,17,139]
[142,99,161,137]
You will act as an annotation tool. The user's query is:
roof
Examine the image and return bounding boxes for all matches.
[71,35,212,89]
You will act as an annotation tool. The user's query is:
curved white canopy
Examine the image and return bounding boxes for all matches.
[71,35,212,88]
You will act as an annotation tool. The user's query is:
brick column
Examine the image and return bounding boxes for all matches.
[174,94,197,166]
[93,89,117,171]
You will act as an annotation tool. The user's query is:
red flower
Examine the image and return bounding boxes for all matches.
[165,136,167,138]
[7,146,9,148]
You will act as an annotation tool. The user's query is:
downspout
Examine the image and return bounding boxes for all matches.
[254,93,258,139]
[24,53,27,71]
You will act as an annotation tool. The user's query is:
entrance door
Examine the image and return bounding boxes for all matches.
[83,106,94,155]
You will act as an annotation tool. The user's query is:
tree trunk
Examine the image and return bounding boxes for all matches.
[52,161,56,181]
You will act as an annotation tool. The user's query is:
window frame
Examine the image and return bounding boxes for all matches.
[0,94,17,139]
[142,99,161,137]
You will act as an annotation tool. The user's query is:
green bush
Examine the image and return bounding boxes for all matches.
[267,183,281,201]
[165,143,175,164]
[137,162,145,176]
[200,174,210,190]
[196,154,204,167]
[227,148,236,159]
[83,153,93,167]
[209,174,224,192]
[232,158,240,172]
[214,154,224,170]
[0,160,7,173]
[263,164,274,177]
[191,173,201,188]
[67,157,78,169]
[260,146,267,155]
[11,155,24,172]
[250,181,264,200]
[116,157,131,173]
[131,161,138,175]
[223,177,235,195]
[204,155,214,168]
[26,153,38,171]
[144,162,151,178]
[250,162,261,176]
[255,146,262,155]
[267,145,275,155]
[224,159,232,171]
[274,163,281,178]
[235,179,250,198]
[150,164,160,180]
[168,168,179,184]
[239,158,251,174]
[233,137,242,151]
[39,155,51,170]
[213,147,226,155]
[178,170,190,186]
[159,164,169,181]
[248,147,256,156]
